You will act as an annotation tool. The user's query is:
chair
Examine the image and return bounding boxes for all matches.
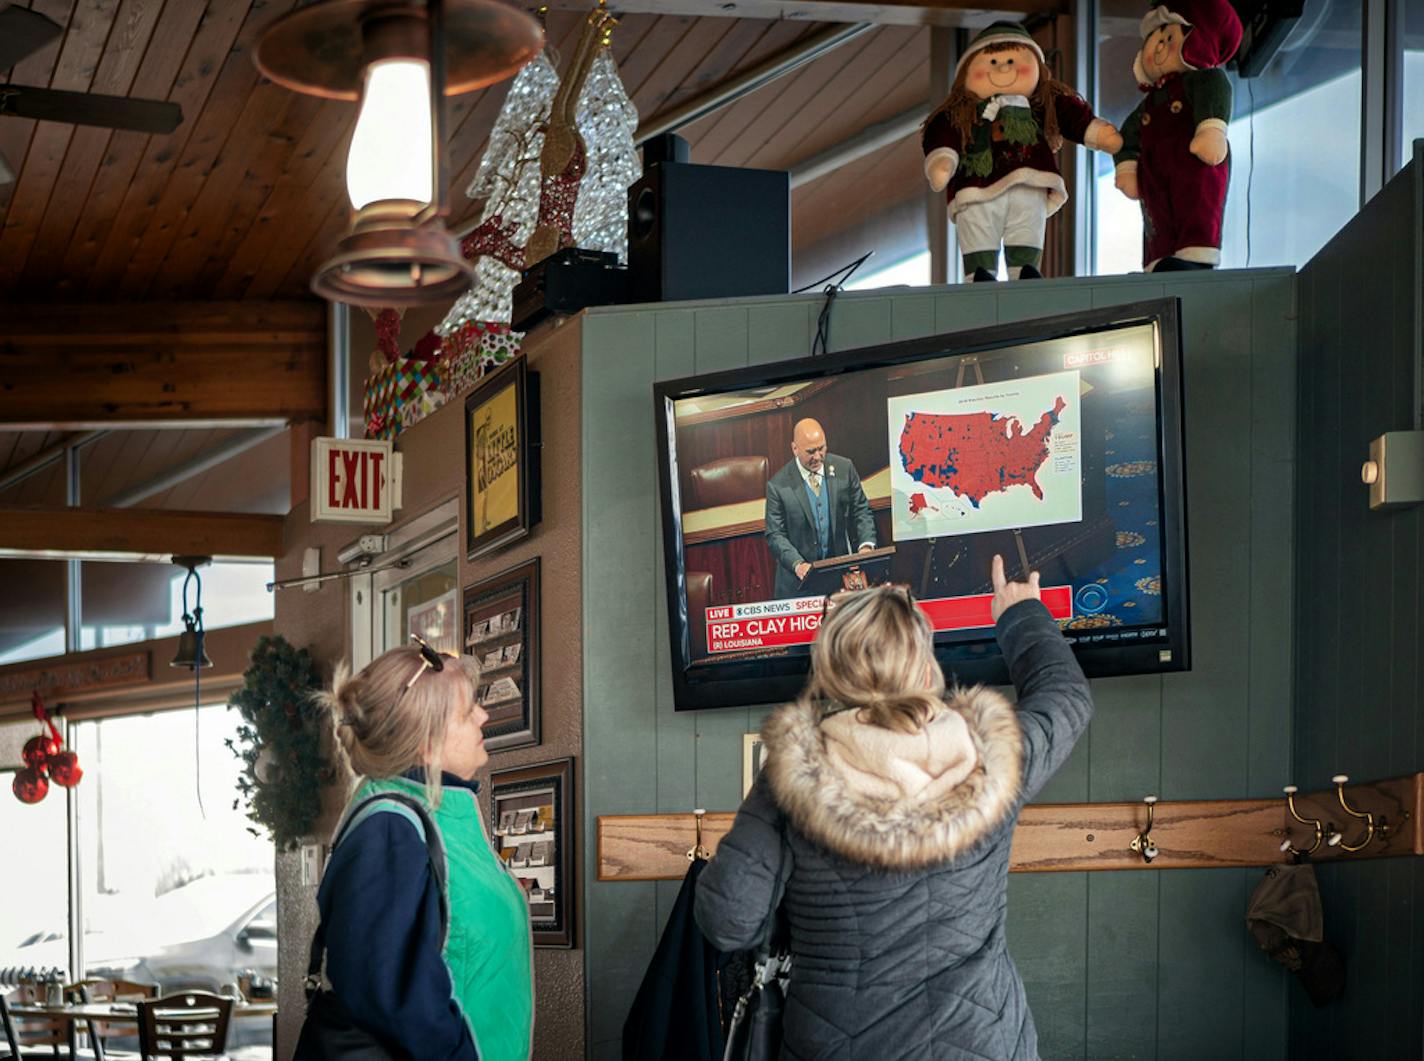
[135,993,232,1061]
[68,979,159,1061]
[686,571,713,658]
[1,983,69,1060]
[687,456,769,510]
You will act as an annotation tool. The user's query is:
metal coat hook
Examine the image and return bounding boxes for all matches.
[687,808,711,862]
[1328,775,1377,852]
[1129,795,1159,863]
[1281,784,1324,857]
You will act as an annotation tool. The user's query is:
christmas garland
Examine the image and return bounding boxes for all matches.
[227,635,331,851]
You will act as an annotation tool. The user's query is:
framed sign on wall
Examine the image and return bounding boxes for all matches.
[464,357,541,560]
[489,756,574,948]
[463,558,540,751]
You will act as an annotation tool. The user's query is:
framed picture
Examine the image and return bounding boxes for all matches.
[742,732,768,798]
[463,558,540,751]
[465,357,541,560]
[489,757,574,948]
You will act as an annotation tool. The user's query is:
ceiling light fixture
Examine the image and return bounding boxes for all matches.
[255,0,543,306]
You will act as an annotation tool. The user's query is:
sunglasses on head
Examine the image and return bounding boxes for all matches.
[394,634,461,704]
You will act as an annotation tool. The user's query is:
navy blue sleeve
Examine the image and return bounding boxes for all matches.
[995,598,1095,803]
[317,810,478,1061]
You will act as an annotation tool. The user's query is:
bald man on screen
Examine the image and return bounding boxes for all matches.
[764,418,877,599]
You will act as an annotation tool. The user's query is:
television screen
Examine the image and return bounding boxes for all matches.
[654,299,1189,710]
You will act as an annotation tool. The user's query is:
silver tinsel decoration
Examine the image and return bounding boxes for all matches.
[439,46,639,334]
[440,52,560,333]
[572,49,640,263]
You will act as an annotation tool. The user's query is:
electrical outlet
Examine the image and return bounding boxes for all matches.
[302,547,321,593]
[299,843,324,886]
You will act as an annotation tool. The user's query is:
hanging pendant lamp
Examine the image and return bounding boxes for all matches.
[255,0,543,306]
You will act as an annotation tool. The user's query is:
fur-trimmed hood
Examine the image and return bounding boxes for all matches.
[763,687,1023,870]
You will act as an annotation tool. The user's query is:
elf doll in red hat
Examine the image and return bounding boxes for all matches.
[922,22,1122,282]
[1113,0,1244,271]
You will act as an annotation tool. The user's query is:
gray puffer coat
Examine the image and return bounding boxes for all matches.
[694,600,1093,1060]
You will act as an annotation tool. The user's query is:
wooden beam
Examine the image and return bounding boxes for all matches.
[0,300,327,428]
[548,0,1063,26]
[596,774,1424,880]
[0,505,284,560]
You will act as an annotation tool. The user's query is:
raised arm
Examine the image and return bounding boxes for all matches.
[694,771,789,953]
[989,555,1094,803]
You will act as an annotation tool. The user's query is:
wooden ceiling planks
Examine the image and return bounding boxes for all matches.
[53,0,208,295]
[114,0,301,299]
[81,0,258,298]
[685,24,886,168]
[18,0,169,291]
[2,2,951,301]
[0,0,121,290]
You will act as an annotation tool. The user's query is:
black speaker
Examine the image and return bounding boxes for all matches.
[627,161,790,304]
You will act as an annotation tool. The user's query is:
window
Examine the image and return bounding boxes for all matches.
[0,560,66,665]
[1403,3,1423,172]
[846,250,933,290]
[0,765,68,973]
[69,706,275,1046]
[1095,0,1363,273]
[79,560,274,651]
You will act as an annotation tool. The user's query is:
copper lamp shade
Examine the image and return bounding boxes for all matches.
[254,0,543,99]
[255,0,543,306]
[312,199,474,306]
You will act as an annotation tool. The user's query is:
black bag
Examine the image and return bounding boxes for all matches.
[721,951,790,1061]
[294,792,449,1060]
[722,821,791,1061]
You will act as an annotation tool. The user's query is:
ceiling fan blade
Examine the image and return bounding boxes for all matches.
[0,7,64,73]
[0,86,182,133]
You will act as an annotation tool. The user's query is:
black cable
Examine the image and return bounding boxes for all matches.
[805,251,874,358]
[793,250,874,295]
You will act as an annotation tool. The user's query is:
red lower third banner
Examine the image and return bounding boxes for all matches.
[704,587,1073,654]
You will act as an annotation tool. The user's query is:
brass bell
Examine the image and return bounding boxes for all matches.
[170,620,213,670]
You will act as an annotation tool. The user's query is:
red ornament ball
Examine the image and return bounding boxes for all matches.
[22,735,59,772]
[12,767,48,804]
[47,750,83,788]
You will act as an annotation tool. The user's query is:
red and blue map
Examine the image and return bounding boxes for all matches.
[898,396,1067,507]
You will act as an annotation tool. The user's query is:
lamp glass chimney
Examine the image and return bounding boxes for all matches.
[345,59,434,210]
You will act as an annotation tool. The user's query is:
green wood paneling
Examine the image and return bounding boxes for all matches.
[582,269,1299,1060]
[1292,153,1423,1060]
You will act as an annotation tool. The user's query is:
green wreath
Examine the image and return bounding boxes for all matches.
[226,635,331,851]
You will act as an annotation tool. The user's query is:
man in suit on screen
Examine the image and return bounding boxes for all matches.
[765,417,877,599]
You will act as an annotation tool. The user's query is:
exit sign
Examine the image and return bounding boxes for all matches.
[311,438,403,524]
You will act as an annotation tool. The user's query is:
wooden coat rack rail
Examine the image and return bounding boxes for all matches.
[596,773,1424,881]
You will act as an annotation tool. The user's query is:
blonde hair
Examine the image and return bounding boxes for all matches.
[801,586,945,734]
[314,644,482,809]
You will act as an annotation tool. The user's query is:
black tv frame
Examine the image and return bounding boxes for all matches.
[654,298,1190,711]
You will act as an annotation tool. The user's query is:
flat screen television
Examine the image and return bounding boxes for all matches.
[654,298,1189,710]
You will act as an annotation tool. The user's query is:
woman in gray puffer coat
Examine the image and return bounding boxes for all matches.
[695,556,1093,1060]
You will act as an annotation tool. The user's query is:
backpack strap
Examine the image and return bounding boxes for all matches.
[304,790,450,997]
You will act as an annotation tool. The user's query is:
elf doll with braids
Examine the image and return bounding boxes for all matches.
[1113,0,1244,271]
[922,22,1122,282]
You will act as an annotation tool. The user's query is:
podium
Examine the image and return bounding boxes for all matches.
[799,545,897,597]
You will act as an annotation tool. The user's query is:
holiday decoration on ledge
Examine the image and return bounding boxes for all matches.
[438,2,633,336]
[227,634,330,850]
[1112,0,1243,272]
[12,692,82,805]
[922,21,1123,281]
[363,335,447,440]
